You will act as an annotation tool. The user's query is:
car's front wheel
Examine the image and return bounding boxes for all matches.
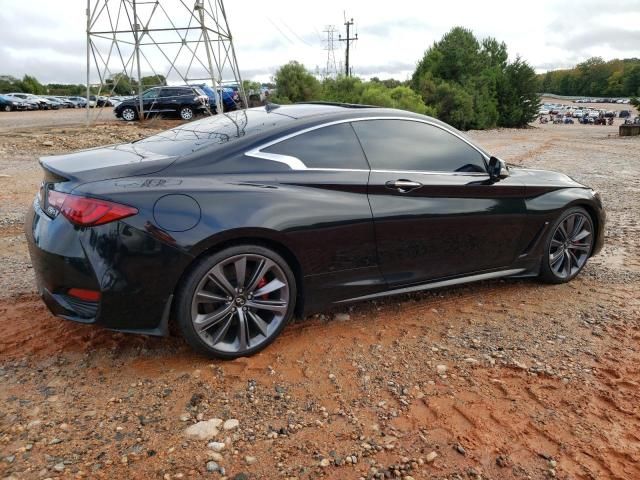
[175,245,296,358]
[121,107,137,121]
[3,105,10,112]
[539,207,594,283]
[180,106,194,121]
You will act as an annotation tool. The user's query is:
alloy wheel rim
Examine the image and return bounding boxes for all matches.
[181,108,193,120]
[190,254,290,354]
[123,109,135,121]
[549,212,592,279]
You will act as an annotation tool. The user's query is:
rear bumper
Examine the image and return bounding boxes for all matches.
[25,198,192,336]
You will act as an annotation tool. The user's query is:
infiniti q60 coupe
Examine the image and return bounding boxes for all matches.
[25,104,605,358]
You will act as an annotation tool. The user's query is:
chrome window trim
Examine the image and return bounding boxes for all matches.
[244,116,490,174]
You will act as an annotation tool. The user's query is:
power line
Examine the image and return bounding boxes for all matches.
[338,14,358,77]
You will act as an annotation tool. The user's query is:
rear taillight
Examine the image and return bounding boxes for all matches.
[67,288,101,302]
[46,190,137,226]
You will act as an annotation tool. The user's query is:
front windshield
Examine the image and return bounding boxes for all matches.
[131,109,295,157]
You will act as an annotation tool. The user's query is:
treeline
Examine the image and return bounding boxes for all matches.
[538,57,640,97]
[0,73,169,96]
[273,27,540,130]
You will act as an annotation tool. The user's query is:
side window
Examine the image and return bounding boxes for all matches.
[263,123,369,170]
[352,120,486,173]
[143,89,159,99]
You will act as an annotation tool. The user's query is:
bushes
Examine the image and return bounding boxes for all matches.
[272,66,429,115]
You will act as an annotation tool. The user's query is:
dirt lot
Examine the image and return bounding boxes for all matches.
[1,114,639,480]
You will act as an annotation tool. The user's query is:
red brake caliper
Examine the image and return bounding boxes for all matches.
[256,277,269,300]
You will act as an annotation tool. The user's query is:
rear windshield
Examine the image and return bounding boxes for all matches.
[132,110,295,156]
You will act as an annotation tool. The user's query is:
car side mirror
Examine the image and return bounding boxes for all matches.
[488,156,510,181]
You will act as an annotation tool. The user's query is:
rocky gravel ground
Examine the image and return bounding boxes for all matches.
[1,118,639,480]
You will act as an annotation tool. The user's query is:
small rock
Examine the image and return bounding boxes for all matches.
[455,444,466,455]
[425,451,438,463]
[319,458,330,467]
[53,462,65,472]
[48,438,62,445]
[27,420,42,430]
[179,413,191,422]
[207,441,226,452]
[208,452,224,462]
[436,365,447,375]
[223,419,239,431]
[184,419,223,440]
[245,456,257,465]
[334,313,350,321]
[496,455,510,467]
[206,461,220,473]
[42,141,54,147]
[513,360,528,370]
[5,455,16,464]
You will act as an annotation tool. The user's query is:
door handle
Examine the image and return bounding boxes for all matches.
[385,179,423,193]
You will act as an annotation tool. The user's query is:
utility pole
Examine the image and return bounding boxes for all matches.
[338,16,358,77]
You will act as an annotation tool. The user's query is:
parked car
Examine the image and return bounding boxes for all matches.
[5,93,43,110]
[114,86,209,121]
[192,84,238,113]
[0,94,28,111]
[25,103,605,358]
[619,110,632,118]
[44,97,68,109]
[67,97,88,108]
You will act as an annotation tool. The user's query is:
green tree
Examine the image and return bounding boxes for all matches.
[140,74,167,89]
[19,75,45,94]
[106,73,134,95]
[497,57,540,127]
[272,61,321,103]
[412,27,539,129]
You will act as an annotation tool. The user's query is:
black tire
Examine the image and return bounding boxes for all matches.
[175,244,297,359]
[179,106,194,121]
[121,107,137,122]
[539,206,594,284]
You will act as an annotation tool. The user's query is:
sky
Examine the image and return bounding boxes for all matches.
[0,0,639,86]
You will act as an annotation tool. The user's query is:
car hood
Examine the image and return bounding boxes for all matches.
[40,143,178,184]
[508,165,586,189]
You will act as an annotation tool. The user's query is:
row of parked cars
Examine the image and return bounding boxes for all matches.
[539,103,633,119]
[0,84,244,122]
[0,93,92,111]
[573,98,631,104]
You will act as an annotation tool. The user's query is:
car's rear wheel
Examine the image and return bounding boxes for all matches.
[3,105,10,112]
[539,207,594,284]
[180,106,194,120]
[121,107,137,121]
[175,245,296,358]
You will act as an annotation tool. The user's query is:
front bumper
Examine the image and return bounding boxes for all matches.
[25,198,192,336]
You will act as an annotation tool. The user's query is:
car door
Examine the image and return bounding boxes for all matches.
[158,88,182,113]
[142,88,160,113]
[251,122,384,305]
[352,118,527,286]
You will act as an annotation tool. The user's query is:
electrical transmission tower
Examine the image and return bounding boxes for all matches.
[85,0,246,123]
[323,25,338,79]
[338,15,358,77]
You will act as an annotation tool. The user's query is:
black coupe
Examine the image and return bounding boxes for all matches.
[25,104,605,358]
